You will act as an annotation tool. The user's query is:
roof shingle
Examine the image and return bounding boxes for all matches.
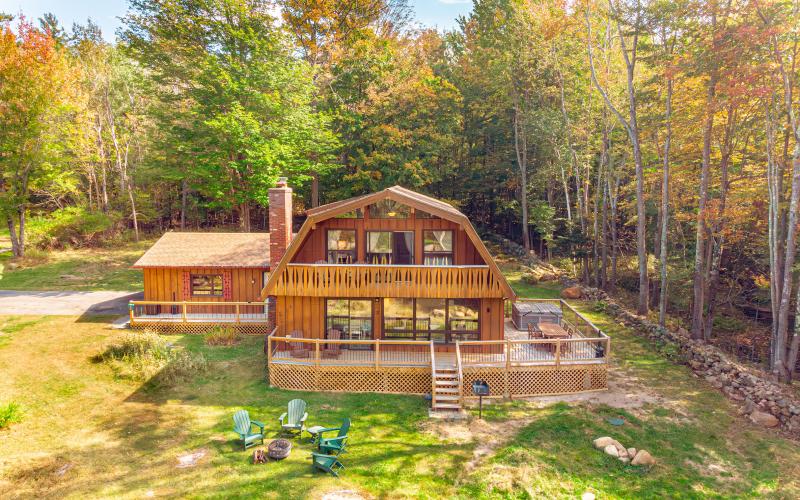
[133,232,270,268]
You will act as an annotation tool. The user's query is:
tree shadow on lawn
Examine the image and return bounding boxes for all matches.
[460,401,792,498]
[17,335,470,498]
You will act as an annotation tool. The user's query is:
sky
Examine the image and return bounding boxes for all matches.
[0,0,473,41]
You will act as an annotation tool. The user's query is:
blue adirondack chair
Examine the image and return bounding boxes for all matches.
[279,399,308,435]
[311,451,345,477]
[232,410,265,450]
[318,417,350,455]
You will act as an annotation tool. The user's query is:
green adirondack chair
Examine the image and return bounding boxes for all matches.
[232,410,265,450]
[278,399,308,435]
[311,451,345,477]
[318,417,350,455]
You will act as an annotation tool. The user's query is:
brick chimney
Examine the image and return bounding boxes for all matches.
[268,177,293,267]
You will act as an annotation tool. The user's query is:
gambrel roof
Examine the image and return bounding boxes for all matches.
[261,186,516,299]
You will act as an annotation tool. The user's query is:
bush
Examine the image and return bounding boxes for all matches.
[204,326,241,346]
[521,273,539,286]
[96,331,207,387]
[0,402,22,429]
[27,206,117,249]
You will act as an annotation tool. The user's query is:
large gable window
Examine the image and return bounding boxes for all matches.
[368,199,410,219]
[327,229,356,264]
[367,231,413,265]
[191,274,223,297]
[423,230,454,266]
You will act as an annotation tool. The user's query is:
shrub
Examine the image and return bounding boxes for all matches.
[204,326,241,346]
[96,331,207,387]
[521,273,539,285]
[0,402,22,429]
[27,206,117,249]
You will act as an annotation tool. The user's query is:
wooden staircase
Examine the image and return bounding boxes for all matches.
[430,342,463,412]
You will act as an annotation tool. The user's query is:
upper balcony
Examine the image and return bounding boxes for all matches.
[271,263,506,298]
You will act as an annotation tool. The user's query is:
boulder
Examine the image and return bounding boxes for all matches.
[750,410,779,428]
[561,286,583,299]
[619,457,630,463]
[604,444,619,458]
[631,449,655,466]
[593,436,616,449]
[627,447,637,458]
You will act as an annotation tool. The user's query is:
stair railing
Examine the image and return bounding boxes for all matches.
[430,341,437,405]
[455,341,464,405]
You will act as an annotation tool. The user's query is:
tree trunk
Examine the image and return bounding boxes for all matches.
[658,75,673,326]
[514,102,531,251]
[691,73,718,340]
[311,171,320,208]
[239,202,252,232]
[181,177,188,230]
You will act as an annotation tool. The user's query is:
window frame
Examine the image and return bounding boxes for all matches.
[190,273,224,297]
[324,298,374,345]
[423,230,455,266]
[326,229,357,264]
[366,230,414,265]
[382,298,480,343]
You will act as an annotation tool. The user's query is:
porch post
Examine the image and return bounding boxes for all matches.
[504,339,511,400]
[181,302,187,323]
[375,339,381,369]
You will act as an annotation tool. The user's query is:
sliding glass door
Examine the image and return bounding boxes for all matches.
[325,299,373,348]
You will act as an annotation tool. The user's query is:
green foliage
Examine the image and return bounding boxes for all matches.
[27,206,116,249]
[204,326,242,346]
[96,331,207,386]
[0,401,22,429]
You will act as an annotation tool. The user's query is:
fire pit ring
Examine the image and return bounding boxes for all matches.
[267,439,292,460]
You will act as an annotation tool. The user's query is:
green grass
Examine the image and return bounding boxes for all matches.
[0,240,149,291]
[0,271,798,498]
[503,266,563,299]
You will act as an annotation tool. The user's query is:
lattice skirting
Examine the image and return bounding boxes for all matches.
[461,365,608,399]
[130,322,270,336]
[269,364,432,395]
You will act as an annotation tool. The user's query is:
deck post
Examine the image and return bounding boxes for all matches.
[128,302,134,326]
[315,340,320,367]
[555,339,561,368]
[181,302,187,323]
[504,339,511,400]
[235,304,241,323]
[605,337,611,360]
[375,339,381,369]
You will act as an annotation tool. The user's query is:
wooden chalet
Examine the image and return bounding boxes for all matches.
[130,180,610,410]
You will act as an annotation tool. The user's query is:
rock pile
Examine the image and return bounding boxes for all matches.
[577,285,800,437]
[593,436,655,466]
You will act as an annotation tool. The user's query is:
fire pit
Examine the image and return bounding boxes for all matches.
[267,439,292,460]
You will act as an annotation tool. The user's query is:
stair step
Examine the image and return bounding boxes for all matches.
[435,380,459,386]
[433,395,461,401]
[435,374,458,379]
[435,387,460,394]
[432,403,462,410]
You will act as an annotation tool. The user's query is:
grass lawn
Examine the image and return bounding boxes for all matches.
[0,279,798,498]
[0,240,149,291]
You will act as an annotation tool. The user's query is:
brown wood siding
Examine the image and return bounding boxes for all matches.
[275,295,505,351]
[291,213,483,265]
[143,267,268,302]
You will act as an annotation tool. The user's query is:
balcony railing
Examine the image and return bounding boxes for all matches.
[129,300,269,325]
[271,264,505,298]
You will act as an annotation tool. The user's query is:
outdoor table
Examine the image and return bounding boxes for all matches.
[539,322,570,354]
[306,425,327,444]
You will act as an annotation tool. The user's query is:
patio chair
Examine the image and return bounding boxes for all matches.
[288,330,310,358]
[311,451,345,477]
[527,323,543,340]
[279,399,308,436]
[232,410,265,450]
[322,329,342,359]
[318,417,350,455]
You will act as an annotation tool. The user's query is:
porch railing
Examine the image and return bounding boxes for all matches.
[129,300,269,325]
[271,264,505,298]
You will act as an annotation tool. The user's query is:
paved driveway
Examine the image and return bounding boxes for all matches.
[0,290,144,316]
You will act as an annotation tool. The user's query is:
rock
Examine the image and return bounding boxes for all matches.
[604,444,619,458]
[631,449,655,466]
[750,410,780,428]
[581,493,596,500]
[6,262,19,270]
[593,436,617,449]
[561,286,583,299]
[627,447,637,458]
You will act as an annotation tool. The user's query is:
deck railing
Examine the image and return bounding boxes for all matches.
[129,300,269,325]
[271,264,505,298]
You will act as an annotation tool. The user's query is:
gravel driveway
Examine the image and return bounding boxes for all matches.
[0,290,144,316]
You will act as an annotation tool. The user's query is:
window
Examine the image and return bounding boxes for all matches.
[423,230,454,266]
[383,298,479,343]
[326,299,373,344]
[191,274,223,296]
[327,230,356,264]
[366,231,413,265]
[368,199,410,219]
